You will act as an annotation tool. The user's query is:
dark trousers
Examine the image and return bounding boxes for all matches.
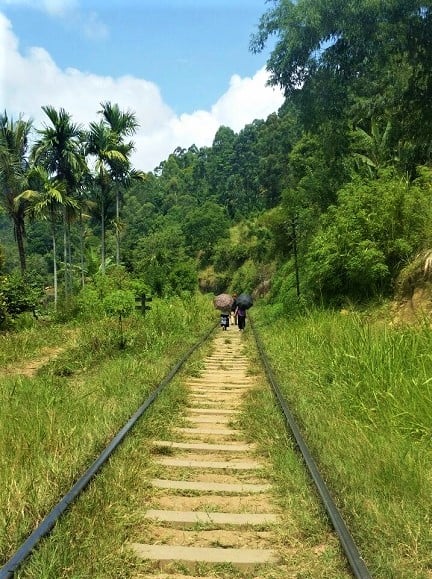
[238,315,246,330]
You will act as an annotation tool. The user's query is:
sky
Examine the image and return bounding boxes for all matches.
[0,0,285,172]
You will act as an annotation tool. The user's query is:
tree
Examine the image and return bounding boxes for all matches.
[182,201,230,263]
[31,106,86,295]
[85,120,119,273]
[97,102,143,265]
[251,0,432,169]
[305,170,432,301]
[255,107,301,209]
[206,126,237,206]
[0,112,33,273]
[350,118,401,178]
[17,166,78,307]
[86,103,143,271]
[131,224,194,296]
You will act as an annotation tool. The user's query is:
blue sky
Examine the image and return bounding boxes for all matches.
[0,0,284,170]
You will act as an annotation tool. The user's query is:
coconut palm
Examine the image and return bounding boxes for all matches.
[31,106,86,296]
[0,111,33,273]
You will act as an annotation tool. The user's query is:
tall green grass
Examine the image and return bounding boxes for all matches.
[253,306,432,577]
[0,293,215,568]
[0,322,73,368]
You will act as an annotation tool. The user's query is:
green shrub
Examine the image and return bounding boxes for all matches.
[0,272,43,328]
[304,170,432,302]
[230,259,259,294]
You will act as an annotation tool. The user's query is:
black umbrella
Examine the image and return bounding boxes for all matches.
[236,293,253,309]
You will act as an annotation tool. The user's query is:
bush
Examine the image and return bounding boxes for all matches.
[304,170,432,302]
[230,259,259,294]
[77,287,105,319]
[269,259,311,316]
[0,272,43,328]
[168,260,198,295]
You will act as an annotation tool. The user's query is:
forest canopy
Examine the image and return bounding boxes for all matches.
[1,0,432,323]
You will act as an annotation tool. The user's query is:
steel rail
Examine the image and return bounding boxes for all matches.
[251,318,372,579]
[0,324,217,579]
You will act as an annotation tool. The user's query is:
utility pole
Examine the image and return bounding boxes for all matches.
[292,216,300,297]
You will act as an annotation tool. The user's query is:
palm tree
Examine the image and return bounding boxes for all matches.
[0,111,33,273]
[98,102,142,265]
[85,119,121,272]
[16,167,78,307]
[76,169,94,288]
[31,106,86,296]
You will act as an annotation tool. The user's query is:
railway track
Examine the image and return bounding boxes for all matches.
[0,322,372,578]
[130,328,280,576]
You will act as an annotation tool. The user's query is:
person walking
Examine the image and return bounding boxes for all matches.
[230,293,238,325]
[220,311,230,330]
[235,304,246,330]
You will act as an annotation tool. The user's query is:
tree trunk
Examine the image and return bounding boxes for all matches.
[101,196,105,273]
[67,219,72,295]
[52,225,58,309]
[63,206,69,299]
[115,189,120,266]
[79,210,85,288]
[15,217,26,274]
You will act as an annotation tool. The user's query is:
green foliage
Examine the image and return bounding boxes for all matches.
[76,286,105,318]
[0,112,33,273]
[0,243,4,272]
[269,259,310,315]
[102,289,135,348]
[182,201,229,263]
[131,224,196,296]
[304,171,432,302]
[253,307,432,575]
[76,266,146,321]
[102,289,135,318]
[253,0,432,172]
[229,259,259,295]
[92,265,141,297]
[198,265,229,294]
[257,207,292,259]
[0,272,43,327]
[212,237,249,273]
[5,1,432,312]
[167,261,197,295]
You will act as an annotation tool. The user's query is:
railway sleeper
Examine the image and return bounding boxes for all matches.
[128,330,281,575]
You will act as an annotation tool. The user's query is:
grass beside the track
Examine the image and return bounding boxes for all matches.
[252,306,432,578]
[0,294,215,576]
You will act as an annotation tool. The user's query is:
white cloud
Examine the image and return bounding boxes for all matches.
[0,0,78,17]
[0,1,108,39]
[42,0,77,16]
[211,70,284,131]
[80,11,108,41]
[0,12,285,172]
